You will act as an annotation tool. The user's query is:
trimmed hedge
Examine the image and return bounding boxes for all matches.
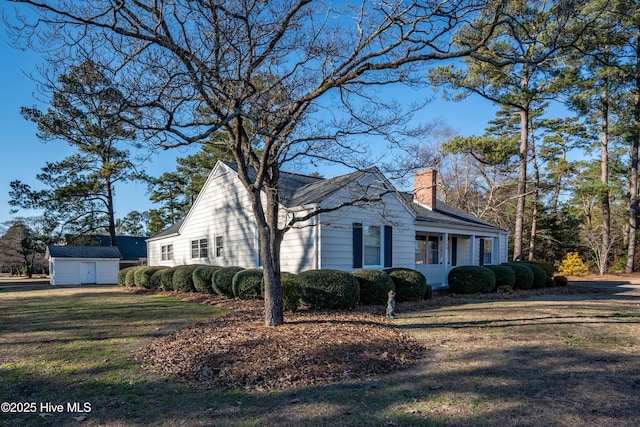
[524,262,547,289]
[352,269,395,305]
[554,275,568,287]
[150,268,166,290]
[118,266,136,286]
[232,269,264,299]
[124,266,141,287]
[502,262,534,290]
[484,265,516,291]
[299,269,360,310]
[172,265,203,292]
[160,268,177,291]
[134,266,167,289]
[193,266,221,294]
[212,266,245,297]
[531,260,555,286]
[281,272,303,312]
[383,268,428,302]
[448,266,496,294]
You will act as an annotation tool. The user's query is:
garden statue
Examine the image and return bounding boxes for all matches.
[386,290,397,319]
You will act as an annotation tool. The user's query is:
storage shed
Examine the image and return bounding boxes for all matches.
[46,245,122,286]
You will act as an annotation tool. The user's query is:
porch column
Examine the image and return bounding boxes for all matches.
[470,235,476,265]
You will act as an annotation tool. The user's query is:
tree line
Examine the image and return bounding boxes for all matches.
[3,0,636,326]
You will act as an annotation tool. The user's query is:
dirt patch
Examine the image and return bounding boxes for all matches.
[133,284,607,391]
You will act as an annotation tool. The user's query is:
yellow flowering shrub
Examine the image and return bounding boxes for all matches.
[558,252,589,276]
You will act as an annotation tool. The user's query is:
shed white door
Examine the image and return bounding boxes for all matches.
[81,262,97,284]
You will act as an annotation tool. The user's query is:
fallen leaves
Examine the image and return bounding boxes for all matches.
[136,299,425,391]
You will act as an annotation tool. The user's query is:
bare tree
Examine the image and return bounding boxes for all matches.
[6,0,504,326]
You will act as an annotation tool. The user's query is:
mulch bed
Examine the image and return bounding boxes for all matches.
[133,285,605,391]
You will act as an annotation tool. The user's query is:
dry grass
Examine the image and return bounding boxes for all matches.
[2,276,640,426]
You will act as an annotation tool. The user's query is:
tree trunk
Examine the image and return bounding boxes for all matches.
[528,116,540,261]
[601,84,611,274]
[627,29,640,273]
[513,108,528,261]
[105,176,117,246]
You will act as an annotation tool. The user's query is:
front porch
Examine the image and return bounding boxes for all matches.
[414,231,498,289]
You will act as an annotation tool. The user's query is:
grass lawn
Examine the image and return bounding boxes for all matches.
[1,278,640,426]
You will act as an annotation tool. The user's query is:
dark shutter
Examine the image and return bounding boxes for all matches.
[352,223,363,269]
[384,225,393,268]
[479,238,485,266]
[451,236,458,266]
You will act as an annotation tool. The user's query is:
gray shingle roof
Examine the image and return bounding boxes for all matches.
[96,236,147,260]
[401,193,504,232]
[47,245,122,259]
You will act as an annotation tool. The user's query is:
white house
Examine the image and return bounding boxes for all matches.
[46,245,122,286]
[147,161,508,287]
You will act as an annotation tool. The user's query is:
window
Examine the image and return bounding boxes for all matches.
[480,238,493,266]
[161,244,173,261]
[215,235,224,258]
[191,238,208,259]
[353,224,392,268]
[415,235,442,265]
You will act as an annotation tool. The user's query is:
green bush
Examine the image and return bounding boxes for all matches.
[383,268,428,302]
[212,266,245,297]
[352,269,395,305]
[125,266,142,287]
[172,265,203,292]
[531,260,556,286]
[160,268,177,291]
[554,275,568,287]
[299,269,360,310]
[134,266,167,289]
[118,266,136,286]
[448,266,496,294]
[281,272,303,312]
[150,268,167,290]
[484,265,516,291]
[523,262,547,289]
[193,266,221,294]
[502,262,534,290]
[232,269,264,299]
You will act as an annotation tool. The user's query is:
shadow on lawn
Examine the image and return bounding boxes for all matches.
[2,342,640,427]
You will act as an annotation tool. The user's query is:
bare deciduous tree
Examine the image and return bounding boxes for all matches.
[6,0,504,326]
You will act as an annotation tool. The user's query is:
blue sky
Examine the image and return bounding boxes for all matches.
[0,22,501,228]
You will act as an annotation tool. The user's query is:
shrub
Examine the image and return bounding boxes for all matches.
[193,266,221,294]
[558,252,589,276]
[232,269,264,299]
[134,266,167,289]
[118,266,135,286]
[124,266,141,287]
[150,268,166,290]
[502,262,534,290]
[531,260,556,286]
[352,269,395,305]
[281,272,303,312]
[448,266,496,294]
[160,268,177,291]
[299,269,360,310]
[523,262,547,289]
[484,265,516,291]
[383,268,428,302]
[554,275,568,287]
[172,265,203,292]
[212,266,245,297]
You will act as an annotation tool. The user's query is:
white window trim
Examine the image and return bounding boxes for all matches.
[161,243,173,261]
[191,238,209,259]
[215,234,224,259]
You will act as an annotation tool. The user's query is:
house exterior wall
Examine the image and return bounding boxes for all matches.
[49,258,120,286]
[317,178,415,272]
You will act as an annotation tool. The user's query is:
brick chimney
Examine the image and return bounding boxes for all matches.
[414,169,437,210]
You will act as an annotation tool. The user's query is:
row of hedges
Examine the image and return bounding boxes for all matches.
[448,261,567,295]
[119,265,432,311]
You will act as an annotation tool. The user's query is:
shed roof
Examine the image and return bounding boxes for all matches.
[96,236,147,260]
[47,245,122,259]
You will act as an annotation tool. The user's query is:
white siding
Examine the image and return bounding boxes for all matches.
[317,176,415,272]
[49,258,120,286]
